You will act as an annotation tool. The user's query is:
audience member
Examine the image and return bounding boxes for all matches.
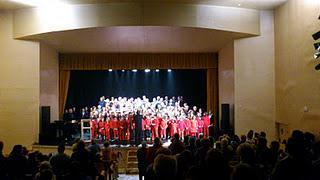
[137,141,148,180]
[169,133,185,155]
[49,144,70,179]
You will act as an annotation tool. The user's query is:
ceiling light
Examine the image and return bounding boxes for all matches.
[238,3,241,6]
[168,69,172,72]
[9,0,65,7]
[122,70,125,72]
[108,69,112,72]
[132,69,137,72]
[155,69,160,72]
[145,69,150,73]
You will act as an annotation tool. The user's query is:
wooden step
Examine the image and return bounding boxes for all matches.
[128,156,138,161]
[128,151,137,156]
[126,168,139,174]
[127,162,138,168]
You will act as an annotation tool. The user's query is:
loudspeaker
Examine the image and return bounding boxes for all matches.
[40,106,50,134]
[221,104,230,130]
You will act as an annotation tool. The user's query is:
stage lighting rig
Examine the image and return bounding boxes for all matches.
[132,69,137,72]
[313,14,320,71]
[108,69,112,72]
[145,69,150,72]
[168,69,172,72]
[155,69,160,72]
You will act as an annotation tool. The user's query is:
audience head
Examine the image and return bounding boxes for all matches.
[153,154,177,180]
[142,141,147,148]
[173,133,180,141]
[104,141,110,148]
[240,135,247,143]
[270,141,280,151]
[77,140,86,151]
[58,143,65,154]
[10,144,23,156]
[260,131,266,138]
[257,137,267,149]
[247,130,254,140]
[232,163,258,180]
[154,137,162,147]
[155,147,171,157]
[237,143,255,165]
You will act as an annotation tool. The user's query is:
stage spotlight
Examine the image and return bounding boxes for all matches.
[168,69,172,72]
[108,69,112,72]
[312,31,320,41]
[155,69,160,72]
[314,51,320,59]
[122,70,125,72]
[314,42,320,50]
[145,69,150,72]
[132,69,137,72]
[316,63,320,70]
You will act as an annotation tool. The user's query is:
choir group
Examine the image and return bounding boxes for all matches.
[86,96,214,143]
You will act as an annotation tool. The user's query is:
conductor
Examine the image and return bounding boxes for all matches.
[134,109,143,146]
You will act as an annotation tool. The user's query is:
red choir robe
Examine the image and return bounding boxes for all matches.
[178,119,185,137]
[159,118,167,138]
[197,118,204,134]
[144,118,151,131]
[184,118,191,136]
[151,118,159,139]
[98,120,105,137]
[190,119,198,136]
[203,115,210,137]
[91,119,98,139]
[104,120,110,140]
[170,120,178,136]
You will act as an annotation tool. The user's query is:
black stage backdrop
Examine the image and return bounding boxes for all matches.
[66,69,207,110]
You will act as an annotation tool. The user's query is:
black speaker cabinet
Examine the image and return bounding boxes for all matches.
[40,106,50,134]
[221,104,230,130]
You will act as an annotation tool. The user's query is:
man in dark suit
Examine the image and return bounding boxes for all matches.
[134,110,143,146]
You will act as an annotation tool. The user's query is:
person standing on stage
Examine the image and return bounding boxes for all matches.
[159,114,168,140]
[190,115,198,137]
[144,115,151,142]
[134,110,143,146]
[203,112,210,137]
[178,116,185,139]
[151,115,159,140]
[197,112,204,138]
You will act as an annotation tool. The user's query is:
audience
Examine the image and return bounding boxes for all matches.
[1,129,320,180]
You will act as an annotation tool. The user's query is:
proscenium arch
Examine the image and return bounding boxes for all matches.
[13,2,260,39]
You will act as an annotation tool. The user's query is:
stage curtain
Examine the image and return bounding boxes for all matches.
[59,70,70,118]
[207,68,218,118]
[59,53,218,118]
[59,53,218,70]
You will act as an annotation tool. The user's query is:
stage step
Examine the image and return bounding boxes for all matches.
[126,149,139,174]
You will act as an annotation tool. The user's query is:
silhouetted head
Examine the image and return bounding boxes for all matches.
[58,144,65,154]
[153,154,177,180]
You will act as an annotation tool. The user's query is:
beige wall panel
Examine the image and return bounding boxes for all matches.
[234,10,275,140]
[40,43,59,121]
[275,0,320,138]
[0,10,40,153]
[13,3,260,38]
[218,41,235,127]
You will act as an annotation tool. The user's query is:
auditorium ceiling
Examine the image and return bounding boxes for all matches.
[27,26,251,53]
[0,0,287,10]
